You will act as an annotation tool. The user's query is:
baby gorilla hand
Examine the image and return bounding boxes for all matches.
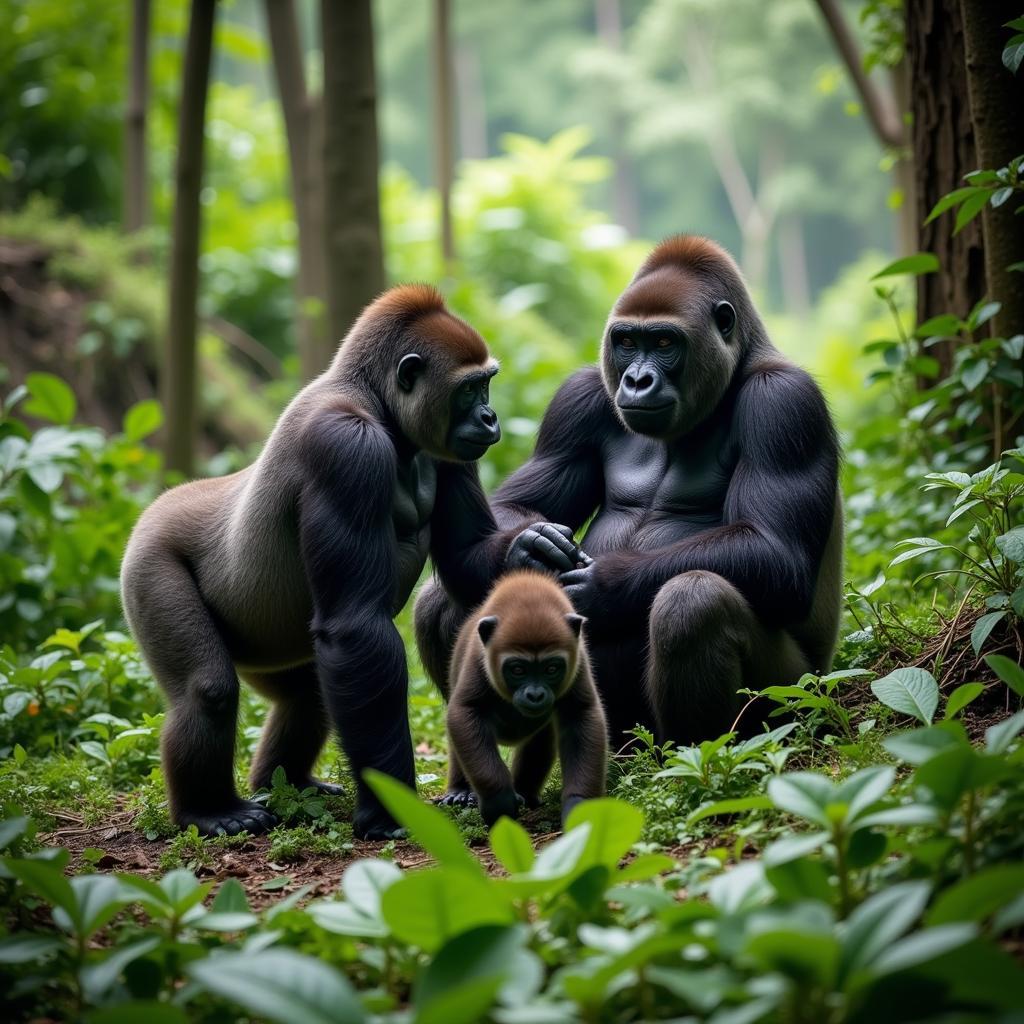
[507,523,588,574]
[478,788,525,826]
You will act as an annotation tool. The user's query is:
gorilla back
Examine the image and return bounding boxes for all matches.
[122,285,501,839]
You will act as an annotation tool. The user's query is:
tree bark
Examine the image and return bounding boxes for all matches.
[455,45,488,160]
[904,0,985,369]
[264,0,329,379]
[960,0,1024,339]
[163,0,216,477]
[320,0,385,346]
[432,0,456,264]
[123,0,151,235]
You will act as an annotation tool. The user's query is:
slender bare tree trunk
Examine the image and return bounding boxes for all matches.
[432,0,456,264]
[455,45,487,159]
[264,0,329,378]
[961,0,1024,340]
[905,0,985,367]
[163,0,216,477]
[124,0,151,235]
[778,215,810,317]
[320,0,385,345]
[595,0,640,234]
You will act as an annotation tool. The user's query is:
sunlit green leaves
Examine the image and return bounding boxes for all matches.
[871,668,938,725]
[23,372,76,425]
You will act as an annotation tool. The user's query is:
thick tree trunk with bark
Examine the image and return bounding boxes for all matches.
[320,0,385,346]
[961,0,1024,339]
[905,0,985,368]
[163,0,216,476]
[432,0,455,264]
[264,0,329,379]
[123,0,151,235]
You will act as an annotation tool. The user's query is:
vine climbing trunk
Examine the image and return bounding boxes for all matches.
[320,0,385,347]
[163,0,216,477]
[960,0,1024,341]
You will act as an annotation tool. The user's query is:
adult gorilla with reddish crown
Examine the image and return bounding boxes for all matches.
[416,235,842,771]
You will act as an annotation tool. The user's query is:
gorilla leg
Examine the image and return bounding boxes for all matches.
[122,552,276,837]
[246,664,342,795]
[646,570,810,746]
[511,724,556,807]
[586,635,655,752]
[413,577,467,699]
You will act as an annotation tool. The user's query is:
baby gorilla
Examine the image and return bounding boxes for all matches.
[443,570,607,826]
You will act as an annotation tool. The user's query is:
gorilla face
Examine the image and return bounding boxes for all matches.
[603,273,741,440]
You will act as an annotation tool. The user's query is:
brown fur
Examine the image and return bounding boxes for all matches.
[444,571,608,827]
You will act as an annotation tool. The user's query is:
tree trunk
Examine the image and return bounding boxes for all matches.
[432,0,456,264]
[778,215,810,317]
[455,45,488,159]
[320,0,385,346]
[960,0,1024,339]
[904,0,985,369]
[264,0,329,379]
[163,0,216,477]
[595,0,640,235]
[123,0,151,235]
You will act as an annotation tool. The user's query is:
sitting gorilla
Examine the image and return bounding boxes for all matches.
[415,235,842,751]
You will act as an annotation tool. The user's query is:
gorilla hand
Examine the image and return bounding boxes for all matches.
[507,523,589,574]
[560,562,601,619]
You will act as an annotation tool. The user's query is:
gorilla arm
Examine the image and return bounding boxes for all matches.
[298,407,415,839]
[561,366,839,630]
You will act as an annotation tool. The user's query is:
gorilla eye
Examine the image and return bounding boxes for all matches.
[544,662,560,675]
[656,337,673,349]
[508,662,527,677]
[619,336,636,349]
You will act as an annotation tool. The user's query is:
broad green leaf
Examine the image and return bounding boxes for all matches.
[23,372,76,424]
[0,933,63,963]
[971,612,1006,657]
[80,936,160,1002]
[308,899,389,938]
[762,831,829,866]
[0,817,29,849]
[1003,36,1024,73]
[342,858,402,918]
[839,881,931,978]
[985,654,1024,697]
[414,925,542,1023]
[526,822,591,882]
[924,186,984,224]
[914,745,1008,807]
[954,189,990,235]
[883,724,965,764]
[566,798,643,869]
[189,950,365,1024]
[365,770,482,876]
[927,864,1024,926]
[381,867,514,951]
[995,526,1024,564]
[5,857,79,929]
[490,816,535,874]
[915,313,962,338]
[687,795,773,824]
[765,856,833,903]
[123,400,164,442]
[56,874,131,938]
[871,253,939,279]
[767,773,835,827]
[855,805,940,828]
[415,977,504,1024]
[706,861,772,914]
[871,667,938,725]
[985,709,1024,755]
[871,923,977,975]
[836,766,895,823]
[743,927,841,987]
[944,683,985,720]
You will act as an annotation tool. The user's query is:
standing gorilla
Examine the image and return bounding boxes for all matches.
[416,236,842,752]
[122,285,501,839]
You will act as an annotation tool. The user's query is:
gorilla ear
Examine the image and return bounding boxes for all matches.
[477,615,499,645]
[714,301,736,340]
[565,613,586,637]
[397,353,426,392]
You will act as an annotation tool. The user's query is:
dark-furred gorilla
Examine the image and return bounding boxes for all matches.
[122,286,502,839]
[415,236,842,754]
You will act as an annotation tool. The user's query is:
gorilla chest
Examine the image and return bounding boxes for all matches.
[592,429,736,551]
[392,453,436,602]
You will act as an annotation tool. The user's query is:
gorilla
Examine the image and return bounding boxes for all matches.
[122,285,502,838]
[415,235,842,755]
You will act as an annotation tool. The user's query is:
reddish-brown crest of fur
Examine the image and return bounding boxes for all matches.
[369,283,446,322]
[417,309,490,365]
[615,235,742,317]
[479,570,578,651]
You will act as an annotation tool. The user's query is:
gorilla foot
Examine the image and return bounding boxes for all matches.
[353,806,407,842]
[436,788,477,807]
[180,800,279,838]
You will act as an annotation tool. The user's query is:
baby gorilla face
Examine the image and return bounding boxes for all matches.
[501,653,567,718]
